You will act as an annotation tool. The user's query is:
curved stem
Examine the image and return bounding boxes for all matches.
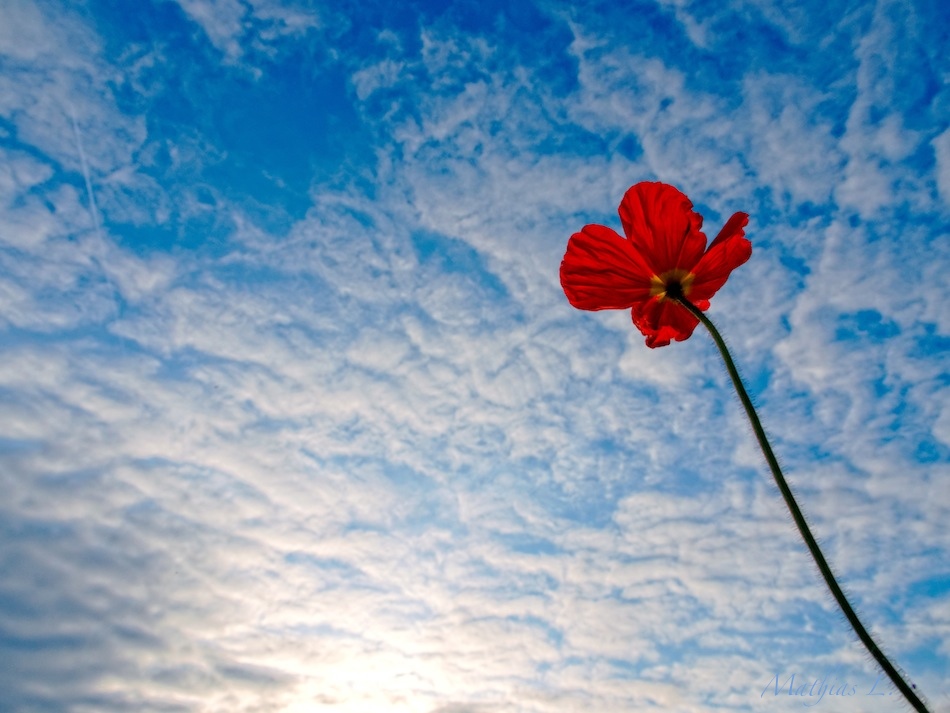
[676,297,930,713]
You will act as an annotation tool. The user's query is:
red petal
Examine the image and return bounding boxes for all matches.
[709,211,750,250]
[618,182,707,275]
[689,212,751,303]
[632,297,701,348]
[560,224,655,310]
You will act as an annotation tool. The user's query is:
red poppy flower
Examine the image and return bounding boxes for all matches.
[560,182,751,348]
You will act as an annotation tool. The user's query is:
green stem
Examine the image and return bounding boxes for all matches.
[676,297,930,713]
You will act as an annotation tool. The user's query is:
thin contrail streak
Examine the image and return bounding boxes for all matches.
[69,107,122,319]
[70,109,103,241]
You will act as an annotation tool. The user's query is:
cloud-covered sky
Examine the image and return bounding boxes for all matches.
[1,0,948,710]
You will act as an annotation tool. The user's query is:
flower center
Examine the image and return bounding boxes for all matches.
[650,269,694,302]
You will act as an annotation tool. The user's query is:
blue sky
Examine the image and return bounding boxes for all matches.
[1,0,948,711]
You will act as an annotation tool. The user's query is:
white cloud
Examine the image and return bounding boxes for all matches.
[932,127,950,207]
[173,0,320,62]
[176,0,247,59]
[351,58,406,100]
[0,0,947,710]
[653,0,714,48]
[834,0,931,218]
[741,73,843,208]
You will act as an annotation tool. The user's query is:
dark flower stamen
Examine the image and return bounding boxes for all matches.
[664,280,684,301]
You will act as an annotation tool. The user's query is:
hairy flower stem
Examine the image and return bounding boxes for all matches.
[676,297,930,713]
